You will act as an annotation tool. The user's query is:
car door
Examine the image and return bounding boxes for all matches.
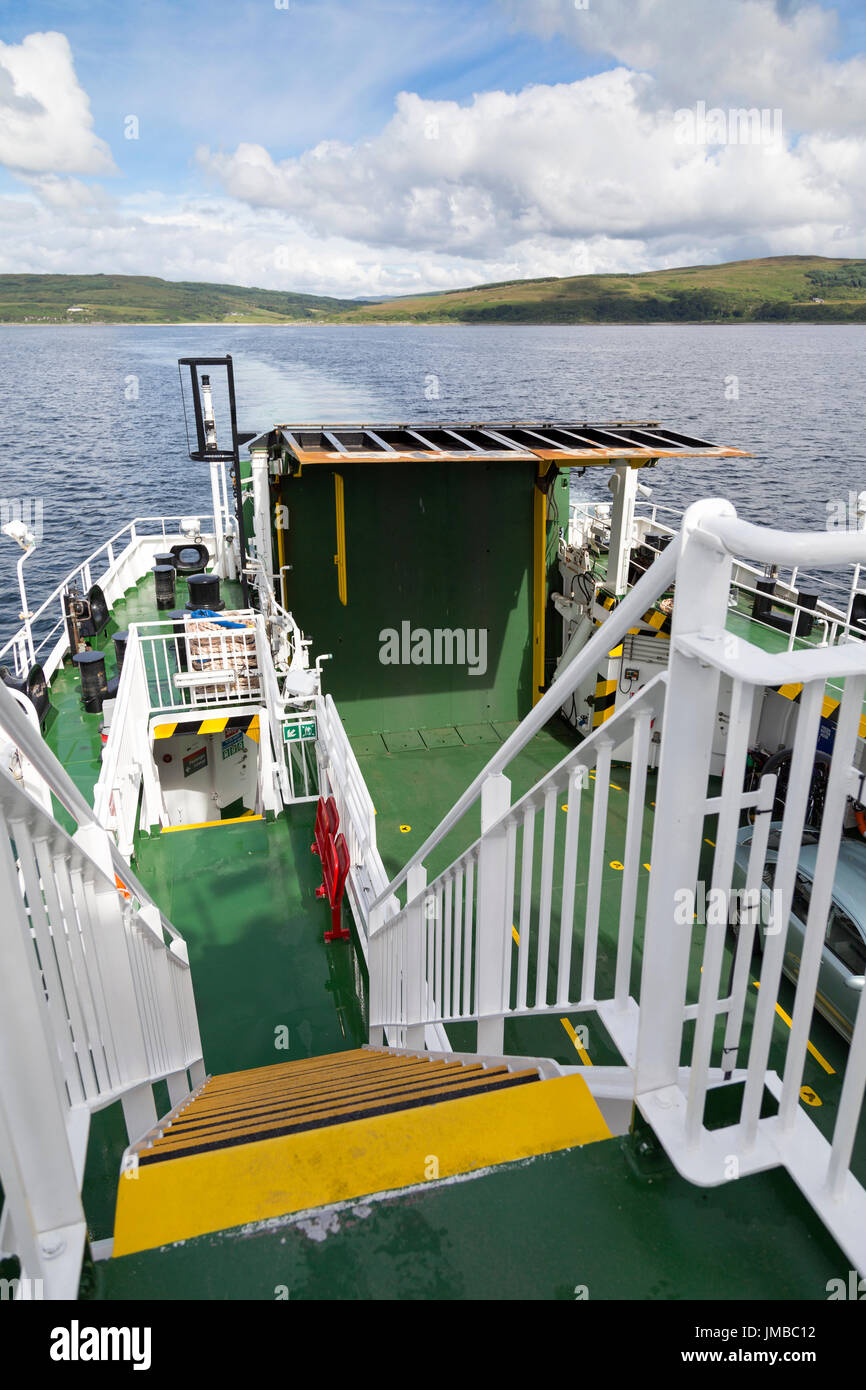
[777,869,811,981]
[821,903,866,1040]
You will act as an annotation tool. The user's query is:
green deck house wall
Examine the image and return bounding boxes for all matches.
[271,458,567,737]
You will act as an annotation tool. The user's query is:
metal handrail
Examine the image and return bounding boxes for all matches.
[0,514,218,666]
[0,678,179,939]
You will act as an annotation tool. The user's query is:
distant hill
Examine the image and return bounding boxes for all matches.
[3,259,866,326]
[329,256,866,324]
[0,274,368,324]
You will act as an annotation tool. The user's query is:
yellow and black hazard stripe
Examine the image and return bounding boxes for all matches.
[591,672,617,729]
[594,588,671,637]
[770,683,866,741]
[152,713,261,743]
[641,606,672,636]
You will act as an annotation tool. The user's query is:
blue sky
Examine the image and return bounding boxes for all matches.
[0,1,605,185]
[0,0,865,295]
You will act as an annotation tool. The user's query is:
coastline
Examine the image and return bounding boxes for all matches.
[0,317,863,328]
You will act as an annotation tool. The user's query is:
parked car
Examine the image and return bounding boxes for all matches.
[732,825,866,1041]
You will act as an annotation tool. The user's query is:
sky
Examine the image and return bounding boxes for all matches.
[0,0,865,297]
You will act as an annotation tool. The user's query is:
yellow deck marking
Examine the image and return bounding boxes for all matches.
[705,838,715,847]
[561,1018,593,1066]
[643,862,651,872]
[511,925,520,945]
[113,1072,610,1256]
[161,814,263,834]
[334,472,348,605]
[399,824,411,833]
[610,860,624,871]
[800,1085,822,1107]
[752,981,835,1074]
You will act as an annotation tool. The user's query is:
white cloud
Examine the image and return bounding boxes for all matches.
[498,0,866,133]
[0,32,115,176]
[196,69,862,272]
[2,12,866,298]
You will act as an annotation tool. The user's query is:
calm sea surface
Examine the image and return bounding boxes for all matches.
[0,323,864,642]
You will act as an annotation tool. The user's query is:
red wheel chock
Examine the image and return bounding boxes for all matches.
[311,796,351,941]
[323,833,351,943]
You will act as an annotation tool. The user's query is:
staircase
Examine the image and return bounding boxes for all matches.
[113,1048,611,1254]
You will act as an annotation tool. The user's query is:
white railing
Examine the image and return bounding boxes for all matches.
[569,496,866,648]
[368,679,663,1048]
[316,693,389,952]
[0,515,218,680]
[0,679,204,1298]
[369,500,866,1275]
[93,629,164,859]
[137,611,260,712]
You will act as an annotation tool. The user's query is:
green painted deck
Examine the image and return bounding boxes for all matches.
[33,559,862,1298]
[94,1133,843,1301]
[134,812,366,1077]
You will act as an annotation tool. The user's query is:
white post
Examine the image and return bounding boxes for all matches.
[477,773,512,1054]
[17,546,36,669]
[250,449,274,590]
[634,500,735,1096]
[73,822,154,1093]
[219,461,238,582]
[605,465,639,597]
[209,458,227,579]
[0,812,86,1283]
[405,862,427,1049]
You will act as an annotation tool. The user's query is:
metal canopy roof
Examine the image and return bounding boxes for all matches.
[248,420,749,468]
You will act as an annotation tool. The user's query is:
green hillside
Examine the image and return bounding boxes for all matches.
[3,259,866,326]
[330,256,866,324]
[0,274,367,324]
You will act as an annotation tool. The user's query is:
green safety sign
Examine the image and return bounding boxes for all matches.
[283,720,317,742]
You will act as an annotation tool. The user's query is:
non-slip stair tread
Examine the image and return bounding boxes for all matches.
[173,1062,486,1122]
[199,1057,464,1103]
[145,1067,535,1153]
[139,1069,542,1161]
[206,1049,372,1087]
[149,1067,517,1146]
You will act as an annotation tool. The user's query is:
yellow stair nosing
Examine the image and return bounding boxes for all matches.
[142,1070,535,1158]
[113,1073,612,1256]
